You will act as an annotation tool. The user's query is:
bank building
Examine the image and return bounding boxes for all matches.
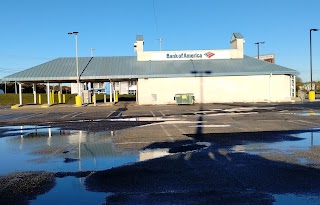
[3,33,298,106]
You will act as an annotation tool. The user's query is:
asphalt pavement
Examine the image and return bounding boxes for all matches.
[1,101,320,204]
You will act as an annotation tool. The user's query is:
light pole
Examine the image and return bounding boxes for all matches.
[310,29,318,93]
[255,42,265,59]
[68,32,81,97]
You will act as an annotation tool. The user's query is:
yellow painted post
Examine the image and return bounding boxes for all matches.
[63,94,66,104]
[51,90,55,104]
[115,91,119,103]
[93,93,97,106]
[309,91,316,101]
[75,95,82,106]
[58,91,62,104]
[38,94,42,104]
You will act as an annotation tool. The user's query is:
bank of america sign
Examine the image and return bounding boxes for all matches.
[166,52,215,59]
[149,50,231,61]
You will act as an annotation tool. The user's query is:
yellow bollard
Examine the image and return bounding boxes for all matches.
[63,94,66,104]
[75,95,82,106]
[38,94,42,104]
[51,90,55,104]
[115,91,119,103]
[309,91,315,101]
[58,91,62,104]
[92,95,95,103]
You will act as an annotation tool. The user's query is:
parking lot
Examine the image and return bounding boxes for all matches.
[1,102,320,131]
[1,101,320,204]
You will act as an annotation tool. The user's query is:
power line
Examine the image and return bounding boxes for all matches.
[152,0,166,51]
[152,0,159,35]
[0,67,23,72]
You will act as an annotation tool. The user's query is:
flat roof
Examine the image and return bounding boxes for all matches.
[3,55,299,83]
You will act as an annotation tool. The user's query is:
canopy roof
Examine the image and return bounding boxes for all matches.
[3,55,299,83]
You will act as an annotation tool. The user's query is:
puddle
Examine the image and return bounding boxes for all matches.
[139,148,172,161]
[139,142,210,161]
[1,125,319,204]
[295,111,320,116]
[30,177,108,205]
[0,126,139,175]
[231,131,320,155]
[1,125,199,205]
[0,125,55,138]
[273,193,320,205]
[0,125,141,205]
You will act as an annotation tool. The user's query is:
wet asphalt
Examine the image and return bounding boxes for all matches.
[1,101,320,204]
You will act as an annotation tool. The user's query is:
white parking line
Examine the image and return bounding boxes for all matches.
[206,112,258,116]
[150,111,156,117]
[172,124,185,134]
[71,112,86,118]
[116,112,123,117]
[12,112,46,120]
[189,124,230,128]
[61,112,78,119]
[289,120,320,126]
[107,111,114,118]
[160,124,171,137]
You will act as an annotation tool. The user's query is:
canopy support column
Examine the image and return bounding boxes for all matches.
[19,83,22,105]
[47,82,51,105]
[33,83,37,104]
[110,81,113,103]
[136,80,138,103]
[269,73,272,102]
[58,83,62,104]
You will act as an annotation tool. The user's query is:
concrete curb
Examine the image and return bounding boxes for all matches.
[11,104,22,109]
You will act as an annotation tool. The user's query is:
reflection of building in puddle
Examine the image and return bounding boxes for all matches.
[232,143,282,154]
[66,131,119,157]
[232,145,249,153]
[7,128,120,159]
[0,128,138,173]
[232,131,320,155]
[139,148,171,161]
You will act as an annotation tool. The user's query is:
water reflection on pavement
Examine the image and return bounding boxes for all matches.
[0,125,138,205]
[231,130,320,155]
[0,126,138,175]
[1,125,320,204]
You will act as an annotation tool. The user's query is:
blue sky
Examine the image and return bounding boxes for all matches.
[0,0,320,82]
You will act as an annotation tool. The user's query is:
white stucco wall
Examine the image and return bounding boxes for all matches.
[137,75,293,105]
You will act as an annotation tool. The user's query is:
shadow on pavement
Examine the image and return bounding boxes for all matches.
[85,105,320,204]
[85,129,320,204]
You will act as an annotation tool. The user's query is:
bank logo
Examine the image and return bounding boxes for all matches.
[204,52,215,58]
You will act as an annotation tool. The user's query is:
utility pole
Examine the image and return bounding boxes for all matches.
[91,48,95,57]
[156,38,165,51]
